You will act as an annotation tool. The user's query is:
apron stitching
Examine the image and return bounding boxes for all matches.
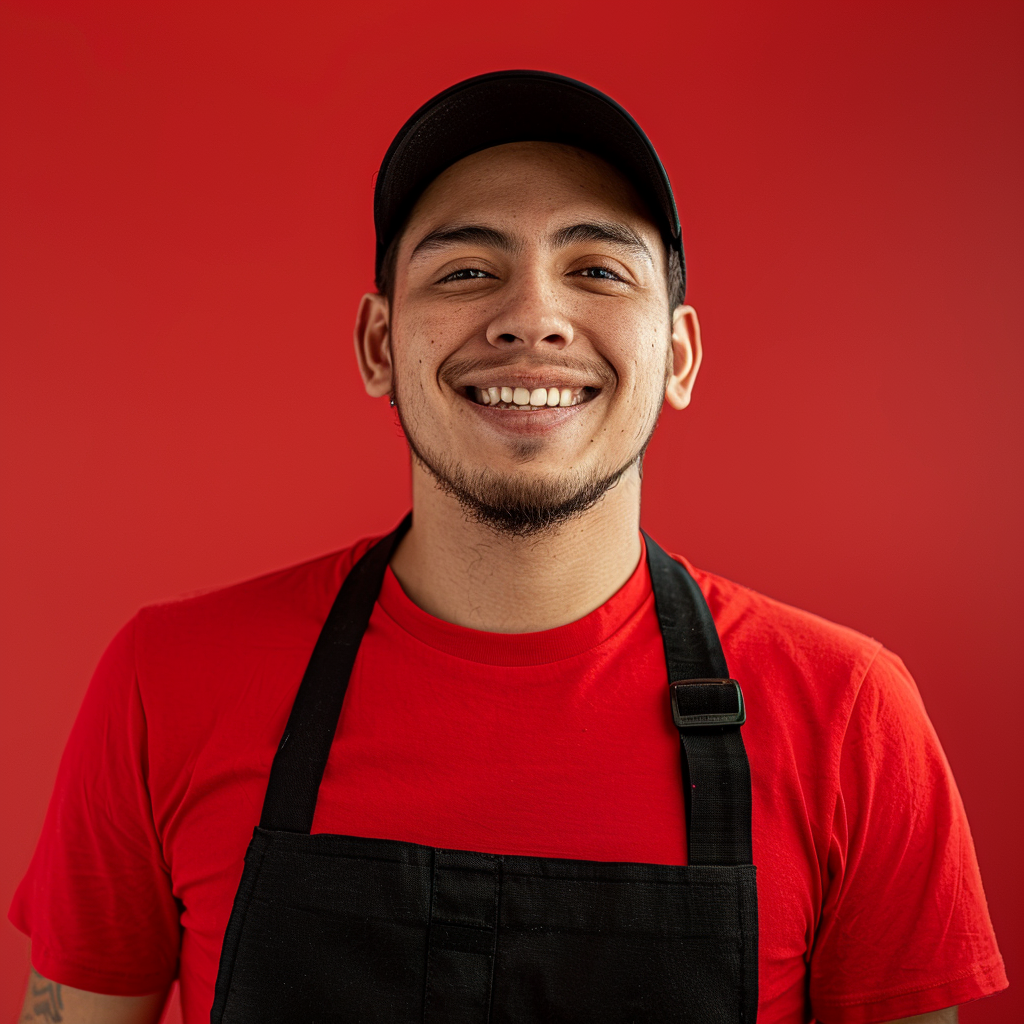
[423,847,438,1023]
[485,856,501,1024]
[739,867,756,1024]
[215,834,270,1024]
[737,874,746,1023]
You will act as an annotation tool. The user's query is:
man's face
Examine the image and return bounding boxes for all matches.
[362,141,695,535]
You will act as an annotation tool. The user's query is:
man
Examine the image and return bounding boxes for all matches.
[13,71,1005,1023]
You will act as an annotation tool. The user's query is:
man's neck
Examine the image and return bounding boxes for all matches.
[389,466,644,633]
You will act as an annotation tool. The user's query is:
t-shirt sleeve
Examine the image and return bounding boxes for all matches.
[9,616,181,995]
[809,647,1007,1023]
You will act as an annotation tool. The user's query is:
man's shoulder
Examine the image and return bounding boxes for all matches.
[674,553,885,694]
[132,531,382,657]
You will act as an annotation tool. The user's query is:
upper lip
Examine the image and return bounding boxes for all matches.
[447,367,609,392]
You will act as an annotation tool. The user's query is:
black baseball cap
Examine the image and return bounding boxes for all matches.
[373,70,686,298]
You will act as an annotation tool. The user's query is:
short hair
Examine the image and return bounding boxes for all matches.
[375,230,685,314]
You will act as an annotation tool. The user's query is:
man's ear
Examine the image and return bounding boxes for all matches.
[354,293,393,398]
[665,304,702,410]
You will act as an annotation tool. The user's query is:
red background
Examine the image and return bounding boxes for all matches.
[1,1,1020,1021]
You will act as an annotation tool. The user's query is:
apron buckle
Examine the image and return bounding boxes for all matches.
[670,679,746,729]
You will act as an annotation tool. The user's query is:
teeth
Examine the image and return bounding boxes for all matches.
[470,385,591,409]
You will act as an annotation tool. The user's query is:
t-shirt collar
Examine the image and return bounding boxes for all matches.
[376,534,652,666]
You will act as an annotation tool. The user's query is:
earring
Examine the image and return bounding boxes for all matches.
[389,395,396,408]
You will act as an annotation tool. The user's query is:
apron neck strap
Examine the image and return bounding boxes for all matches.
[259,514,411,834]
[643,532,729,680]
[645,533,753,866]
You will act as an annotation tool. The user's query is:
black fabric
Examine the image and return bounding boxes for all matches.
[213,832,757,1024]
[644,532,727,680]
[212,522,758,1023]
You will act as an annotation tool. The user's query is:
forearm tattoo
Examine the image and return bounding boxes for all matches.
[20,970,63,1023]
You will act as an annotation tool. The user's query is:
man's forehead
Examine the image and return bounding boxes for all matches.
[404,141,662,247]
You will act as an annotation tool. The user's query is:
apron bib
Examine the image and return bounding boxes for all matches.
[211,518,758,1023]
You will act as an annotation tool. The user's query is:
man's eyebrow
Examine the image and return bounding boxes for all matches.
[551,222,654,264]
[409,225,520,261]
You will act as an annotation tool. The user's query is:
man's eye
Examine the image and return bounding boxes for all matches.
[439,268,492,283]
[575,266,623,281]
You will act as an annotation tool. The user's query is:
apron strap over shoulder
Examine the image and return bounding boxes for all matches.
[260,514,412,833]
[644,534,754,867]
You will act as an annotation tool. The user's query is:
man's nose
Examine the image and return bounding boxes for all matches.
[484,269,574,350]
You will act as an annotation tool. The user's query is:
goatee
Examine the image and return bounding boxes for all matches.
[393,395,656,540]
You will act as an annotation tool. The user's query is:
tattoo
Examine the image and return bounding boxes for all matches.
[20,971,63,1023]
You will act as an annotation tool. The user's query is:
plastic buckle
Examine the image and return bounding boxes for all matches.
[670,679,746,729]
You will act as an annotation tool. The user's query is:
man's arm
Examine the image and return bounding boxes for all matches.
[16,968,959,1024]
[18,969,166,1024]
[872,1010,958,1024]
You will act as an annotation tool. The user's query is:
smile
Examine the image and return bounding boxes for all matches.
[466,385,599,410]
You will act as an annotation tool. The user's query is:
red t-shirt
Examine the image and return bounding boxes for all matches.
[11,531,1007,1023]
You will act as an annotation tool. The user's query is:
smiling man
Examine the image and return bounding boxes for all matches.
[13,71,1006,1024]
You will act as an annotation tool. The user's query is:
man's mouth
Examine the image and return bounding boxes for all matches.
[465,385,599,410]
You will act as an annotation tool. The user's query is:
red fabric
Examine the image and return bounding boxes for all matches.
[10,530,1007,1023]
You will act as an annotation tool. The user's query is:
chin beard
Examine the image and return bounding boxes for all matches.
[393,395,657,540]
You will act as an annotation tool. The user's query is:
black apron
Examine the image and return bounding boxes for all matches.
[211,517,758,1023]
